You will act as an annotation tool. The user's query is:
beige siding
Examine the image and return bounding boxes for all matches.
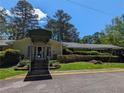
[48,40,62,57]
[12,38,62,59]
[13,38,32,58]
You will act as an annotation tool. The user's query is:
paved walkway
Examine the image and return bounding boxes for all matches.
[1,70,124,93]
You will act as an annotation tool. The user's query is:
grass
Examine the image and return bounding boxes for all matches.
[57,62,124,71]
[0,67,27,79]
[1,62,124,79]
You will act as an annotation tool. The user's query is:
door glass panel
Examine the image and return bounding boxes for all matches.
[33,46,51,60]
[37,47,42,58]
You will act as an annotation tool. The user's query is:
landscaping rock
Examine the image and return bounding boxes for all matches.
[90,60,103,64]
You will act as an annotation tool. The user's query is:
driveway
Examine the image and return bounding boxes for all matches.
[0,71,124,93]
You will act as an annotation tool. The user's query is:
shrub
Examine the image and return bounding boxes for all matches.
[0,51,5,66]
[49,60,59,66]
[57,55,120,63]
[63,48,114,56]
[73,51,100,55]
[49,60,61,69]
[3,49,21,66]
[52,62,61,69]
[99,53,111,55]
[63,48,73,55]
[17,59,30,67]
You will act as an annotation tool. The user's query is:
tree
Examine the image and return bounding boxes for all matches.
[80,32,104,44]
[80,35,92,44]
[10,0,39,39]
[0,8,7,39]
[100,15,124,47]
[81,14,124,46]
[45,10,79,42]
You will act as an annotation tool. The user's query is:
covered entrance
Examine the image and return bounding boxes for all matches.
[29,45,51,61]
[24,29,52,81]
[28,29,52,71]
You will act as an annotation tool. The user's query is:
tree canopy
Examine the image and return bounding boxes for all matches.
[80,32,104,44]
[45,10,79,42]
[10,0,39,39]
[100,15,124,46]
[80,14,124,47]
[0,8,8,39]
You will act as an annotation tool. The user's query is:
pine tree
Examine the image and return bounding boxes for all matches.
[45,10,79,42]
[11,0,39,39]
[0,8,7,39]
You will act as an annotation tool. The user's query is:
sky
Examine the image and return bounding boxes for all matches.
[0,0,124,38]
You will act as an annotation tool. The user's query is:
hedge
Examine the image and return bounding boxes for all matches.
[57,55,121,63]
[63,48,111,55]
[63,48,73,55]
[0,51,5,66]
[0,49,21,66]
[73,51,100,55]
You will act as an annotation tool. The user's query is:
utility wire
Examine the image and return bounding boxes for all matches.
[66,0,112,16]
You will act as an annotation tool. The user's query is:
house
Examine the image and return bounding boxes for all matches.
[0,29,62,60]
[0,40,15,51]
[62,42,124,55]
[12,29,62,60]
[0,29,124,60]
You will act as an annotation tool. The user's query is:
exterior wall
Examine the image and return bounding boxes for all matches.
[13,38,32,58]
[48,40,62,58]
[31,39,62,59]
[12,38,62,59]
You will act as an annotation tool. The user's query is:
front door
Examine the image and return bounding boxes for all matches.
[34,46,51,60]
[35,47,44,60]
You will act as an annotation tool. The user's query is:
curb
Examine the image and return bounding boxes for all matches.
[5,69,124,80]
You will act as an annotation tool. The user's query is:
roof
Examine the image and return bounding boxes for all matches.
[28,29,52,42]
[62,42,124,50]
[0,40,15,46]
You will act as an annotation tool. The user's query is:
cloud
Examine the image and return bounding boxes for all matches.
[34,8,47,20]
[0,6,47,21]
[6,10,11,16]
[0,6,4,10]
[0,6,12,16]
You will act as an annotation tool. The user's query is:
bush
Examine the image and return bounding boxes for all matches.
[64,48,113,56]
[57,55,120,63]
[99,53,111,55]
[73,51,100,55]
[0,51,5,66]
[17,59,30,67]
[49,60,61,69]
[63,48,73,55]
[49,60,57,66]
[1,49,21,66]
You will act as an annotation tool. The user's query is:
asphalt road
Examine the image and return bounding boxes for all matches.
[1,72,124,93]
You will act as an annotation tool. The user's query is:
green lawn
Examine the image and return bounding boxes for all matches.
[57,62,124,71]
[1,62,124,79]
[0,67,27,79]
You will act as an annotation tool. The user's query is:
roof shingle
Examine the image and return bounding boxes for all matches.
[62,42,123,50]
